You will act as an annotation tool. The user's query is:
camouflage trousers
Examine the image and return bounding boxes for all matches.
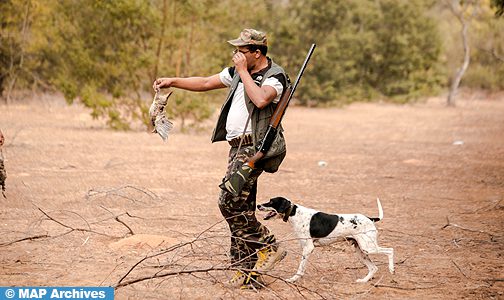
[218,145,277,269]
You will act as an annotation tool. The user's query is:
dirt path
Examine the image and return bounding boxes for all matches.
[0,94,503,299]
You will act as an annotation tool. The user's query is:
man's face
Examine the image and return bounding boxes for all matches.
[234,46,258,71]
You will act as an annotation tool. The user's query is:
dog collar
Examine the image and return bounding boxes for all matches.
[283,204,294,222]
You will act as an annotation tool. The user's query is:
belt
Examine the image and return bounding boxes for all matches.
[228,134,253,147]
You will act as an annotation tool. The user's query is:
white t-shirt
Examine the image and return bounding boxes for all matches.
[219,67,284,140]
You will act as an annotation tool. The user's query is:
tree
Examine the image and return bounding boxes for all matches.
[446,0,479,106]
[270,0,444,105]
[491,0,504,16]
[0,0,33,103]
[3,0,502,129]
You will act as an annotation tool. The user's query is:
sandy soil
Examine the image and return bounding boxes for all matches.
[0,93,503,299]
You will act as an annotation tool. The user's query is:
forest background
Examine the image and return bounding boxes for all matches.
[1,0,503,130]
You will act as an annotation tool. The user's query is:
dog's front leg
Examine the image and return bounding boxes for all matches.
[286,239,314,283]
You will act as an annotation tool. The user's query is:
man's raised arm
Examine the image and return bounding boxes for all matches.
[153,73,226,92]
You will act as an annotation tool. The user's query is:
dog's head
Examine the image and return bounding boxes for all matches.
[257,197,296,222]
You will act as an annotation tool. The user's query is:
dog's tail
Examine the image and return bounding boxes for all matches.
[368,198,383,222]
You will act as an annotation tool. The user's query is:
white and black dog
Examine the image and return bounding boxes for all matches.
[257,197,394,283]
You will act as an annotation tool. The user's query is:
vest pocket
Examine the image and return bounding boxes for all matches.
[258,131,286,173]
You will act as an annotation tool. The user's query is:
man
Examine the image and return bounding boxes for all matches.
[153,28,288,289]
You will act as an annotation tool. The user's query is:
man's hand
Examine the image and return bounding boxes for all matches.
[153,78,174,91]
[232,52,248,73]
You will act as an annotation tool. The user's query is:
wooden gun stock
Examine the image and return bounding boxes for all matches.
[270,86,292,128]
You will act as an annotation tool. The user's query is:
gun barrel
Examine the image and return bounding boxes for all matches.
[269,43,316,128]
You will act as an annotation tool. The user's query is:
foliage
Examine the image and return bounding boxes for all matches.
[44,0,158,129]
[464,2,504,90]
[435,0,504,92]
[0,0,32,101]
[0,0,503,129]
[166,91,213,132]
[491,0,504,16]
[269,0,445,105]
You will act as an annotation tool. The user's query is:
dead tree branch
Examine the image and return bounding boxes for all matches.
[374,283,442,290]
[116,219,227,286]
[116,264,326,299]
[474,197,504,213]
[1,201,140,247]
[95,206,139,235]
[484,278,504,283]
[451,260,469,279]
[115,216,134,236]
[86,185,159,203]
[35,206,131,239]
[114,219,327,299]
[0,234,50,247]
[116,265,231,288]
[442,216,498,238]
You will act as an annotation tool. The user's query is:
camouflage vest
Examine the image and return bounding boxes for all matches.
[211,59,289,173]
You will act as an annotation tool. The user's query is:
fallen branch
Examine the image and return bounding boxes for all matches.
[442,216,498,238]
[95,206,144,234]
[474,197,504,213]
[116,218,227,286]
[37,207,90,231]
[381,228,432,238]
[374,283,442,290]
[114,218,328,299]
[86,185,159,204]
[116,264,326,299]
[0,234,50,247]
[35,205,127,238]
[115,265,231,287]
[115,216,134,236]
[484,278,504,283]
[451,260,468,279]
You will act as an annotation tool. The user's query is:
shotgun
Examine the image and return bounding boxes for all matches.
[220,44,316,196]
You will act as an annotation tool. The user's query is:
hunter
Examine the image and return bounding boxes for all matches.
[153,28,288,289]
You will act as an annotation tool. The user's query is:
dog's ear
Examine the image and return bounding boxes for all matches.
[278,198,292,213]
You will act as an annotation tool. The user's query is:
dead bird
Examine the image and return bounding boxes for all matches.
[149,91,174,141]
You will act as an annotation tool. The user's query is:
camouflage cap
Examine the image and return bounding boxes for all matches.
[227,29,267,47]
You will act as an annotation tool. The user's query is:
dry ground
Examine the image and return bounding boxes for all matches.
[0,93,503,299]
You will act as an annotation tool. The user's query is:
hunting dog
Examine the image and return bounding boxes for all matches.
[257,197,394,283]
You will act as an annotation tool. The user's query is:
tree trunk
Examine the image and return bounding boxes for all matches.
[447,11,470,107]
[446,0,478,107]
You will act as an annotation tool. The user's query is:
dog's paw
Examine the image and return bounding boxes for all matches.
[286,276,300,283]
[355,278,370,283]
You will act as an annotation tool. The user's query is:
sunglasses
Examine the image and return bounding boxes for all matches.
[233,49,252,55]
